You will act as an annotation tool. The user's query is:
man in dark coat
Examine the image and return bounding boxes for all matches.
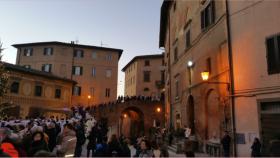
[221,131,231,157]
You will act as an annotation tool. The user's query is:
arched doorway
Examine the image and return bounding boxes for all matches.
[205,89,221,140]
[187,95,195,134]
[120,107,144,138]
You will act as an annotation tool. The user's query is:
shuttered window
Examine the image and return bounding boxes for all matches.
[201,0,215,30]
[266,34,280,74]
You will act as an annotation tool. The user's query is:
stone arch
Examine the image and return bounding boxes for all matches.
[187,95,195,134]
[205,89,221,140]
[120,106,144,138]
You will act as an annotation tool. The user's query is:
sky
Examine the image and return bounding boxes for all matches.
[0,0,163,96]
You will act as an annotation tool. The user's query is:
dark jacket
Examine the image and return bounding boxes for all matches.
[28,134,49,157]
[251,141,261,157]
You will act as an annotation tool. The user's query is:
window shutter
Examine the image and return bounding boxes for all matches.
[266,38,277,74]
[23,49,27,56]
[81,51,84,57]
[51,48,53,55]
[80,67,83,75]
[42,65,45,71]
[49,64,52,73]
[211,0,215,23]
[30,48,33,56]
[72,66,75,74]
[73,50,77,57]
[78,87,81,96]
[43,48,46,55]
[201,11,205,29]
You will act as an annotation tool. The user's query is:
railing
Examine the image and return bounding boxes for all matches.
[206,142,222,157]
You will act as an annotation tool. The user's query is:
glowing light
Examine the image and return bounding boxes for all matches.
[123,114,127,118]
[87,95,91,99]
[201,71,210,81]
[187,61,194,67]
[156,107,161,113]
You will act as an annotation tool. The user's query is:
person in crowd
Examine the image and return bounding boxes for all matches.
[87,125,97,157]
[45,122,57,152]
[73,119,86,157]
[120,138,131,157]
[251,137,261,157]
[93,137,108,157]
[108,134,122,157]
[221,131,231,157]
[138,139,153,157]
[27,131,49,156]
[56,123,77,157]
[0,128,19,158]
[152,142,161,158]
[126,138,136,157]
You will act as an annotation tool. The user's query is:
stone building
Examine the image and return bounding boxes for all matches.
[13,41,123,105]
[159,0,232,155]
[122,54,165,97]
[159,0,280,156]
[0,62,75,118]
[228,1,280,156]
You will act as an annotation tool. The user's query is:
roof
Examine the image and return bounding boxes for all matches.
[12,41,123,60]
[121,54,163,72]
[159,1,172,47]
[2,62,77,84]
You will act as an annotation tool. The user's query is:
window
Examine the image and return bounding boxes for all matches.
[35,85,42,97]
[23,48,33,56]
[92,52,97,59]
[175,80,179,99]
[186,30,191,48]
[10,82,19,94]
[106,54,112,61]
[106,69,112,78]
[143,71,150,82]
[173,2,176,11]
[266,34,280,74]
[105,88,110,97]
[145,60,150,66]
[44,47,53,56]
[72,66,83,75]
[201,0,215,30]
[24,65,31,69]
[74,49,84,58]
[73,86,81,96]
[161,70,165,83]
[42,64,52,73]
[144,88,150,92]
[55,89,61,99]
[206,57,212,74]
[174,47,178,62]
[92,67,96,77]
[90,87,95,96]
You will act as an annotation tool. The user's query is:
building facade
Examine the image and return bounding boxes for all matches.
[0,62,75,118]
[122,54,165,97]
[13,41,123,106]
[228,1,280,156]
[160,0,280,156]
[159,0,232,155]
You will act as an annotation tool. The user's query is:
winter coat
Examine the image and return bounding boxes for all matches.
[27,140,49,156]
[45,127,57,151]
[138,149,154,158]
[251,141,261,157]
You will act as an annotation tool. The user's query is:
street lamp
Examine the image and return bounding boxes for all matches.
[87,95,91,106]
[200,71,230,90]
[123,113,127,118]
[201,71,210,81]
[156,107,161,113]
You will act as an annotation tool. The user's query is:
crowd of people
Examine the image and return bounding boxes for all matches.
[0,106,170,157]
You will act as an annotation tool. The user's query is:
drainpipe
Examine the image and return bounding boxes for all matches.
[225,0,237,156]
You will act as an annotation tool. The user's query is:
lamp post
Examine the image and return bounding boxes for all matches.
[87,95,91,106]
[201,71,230,90]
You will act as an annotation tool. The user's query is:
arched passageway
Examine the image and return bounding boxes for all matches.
[120,107,144,138]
